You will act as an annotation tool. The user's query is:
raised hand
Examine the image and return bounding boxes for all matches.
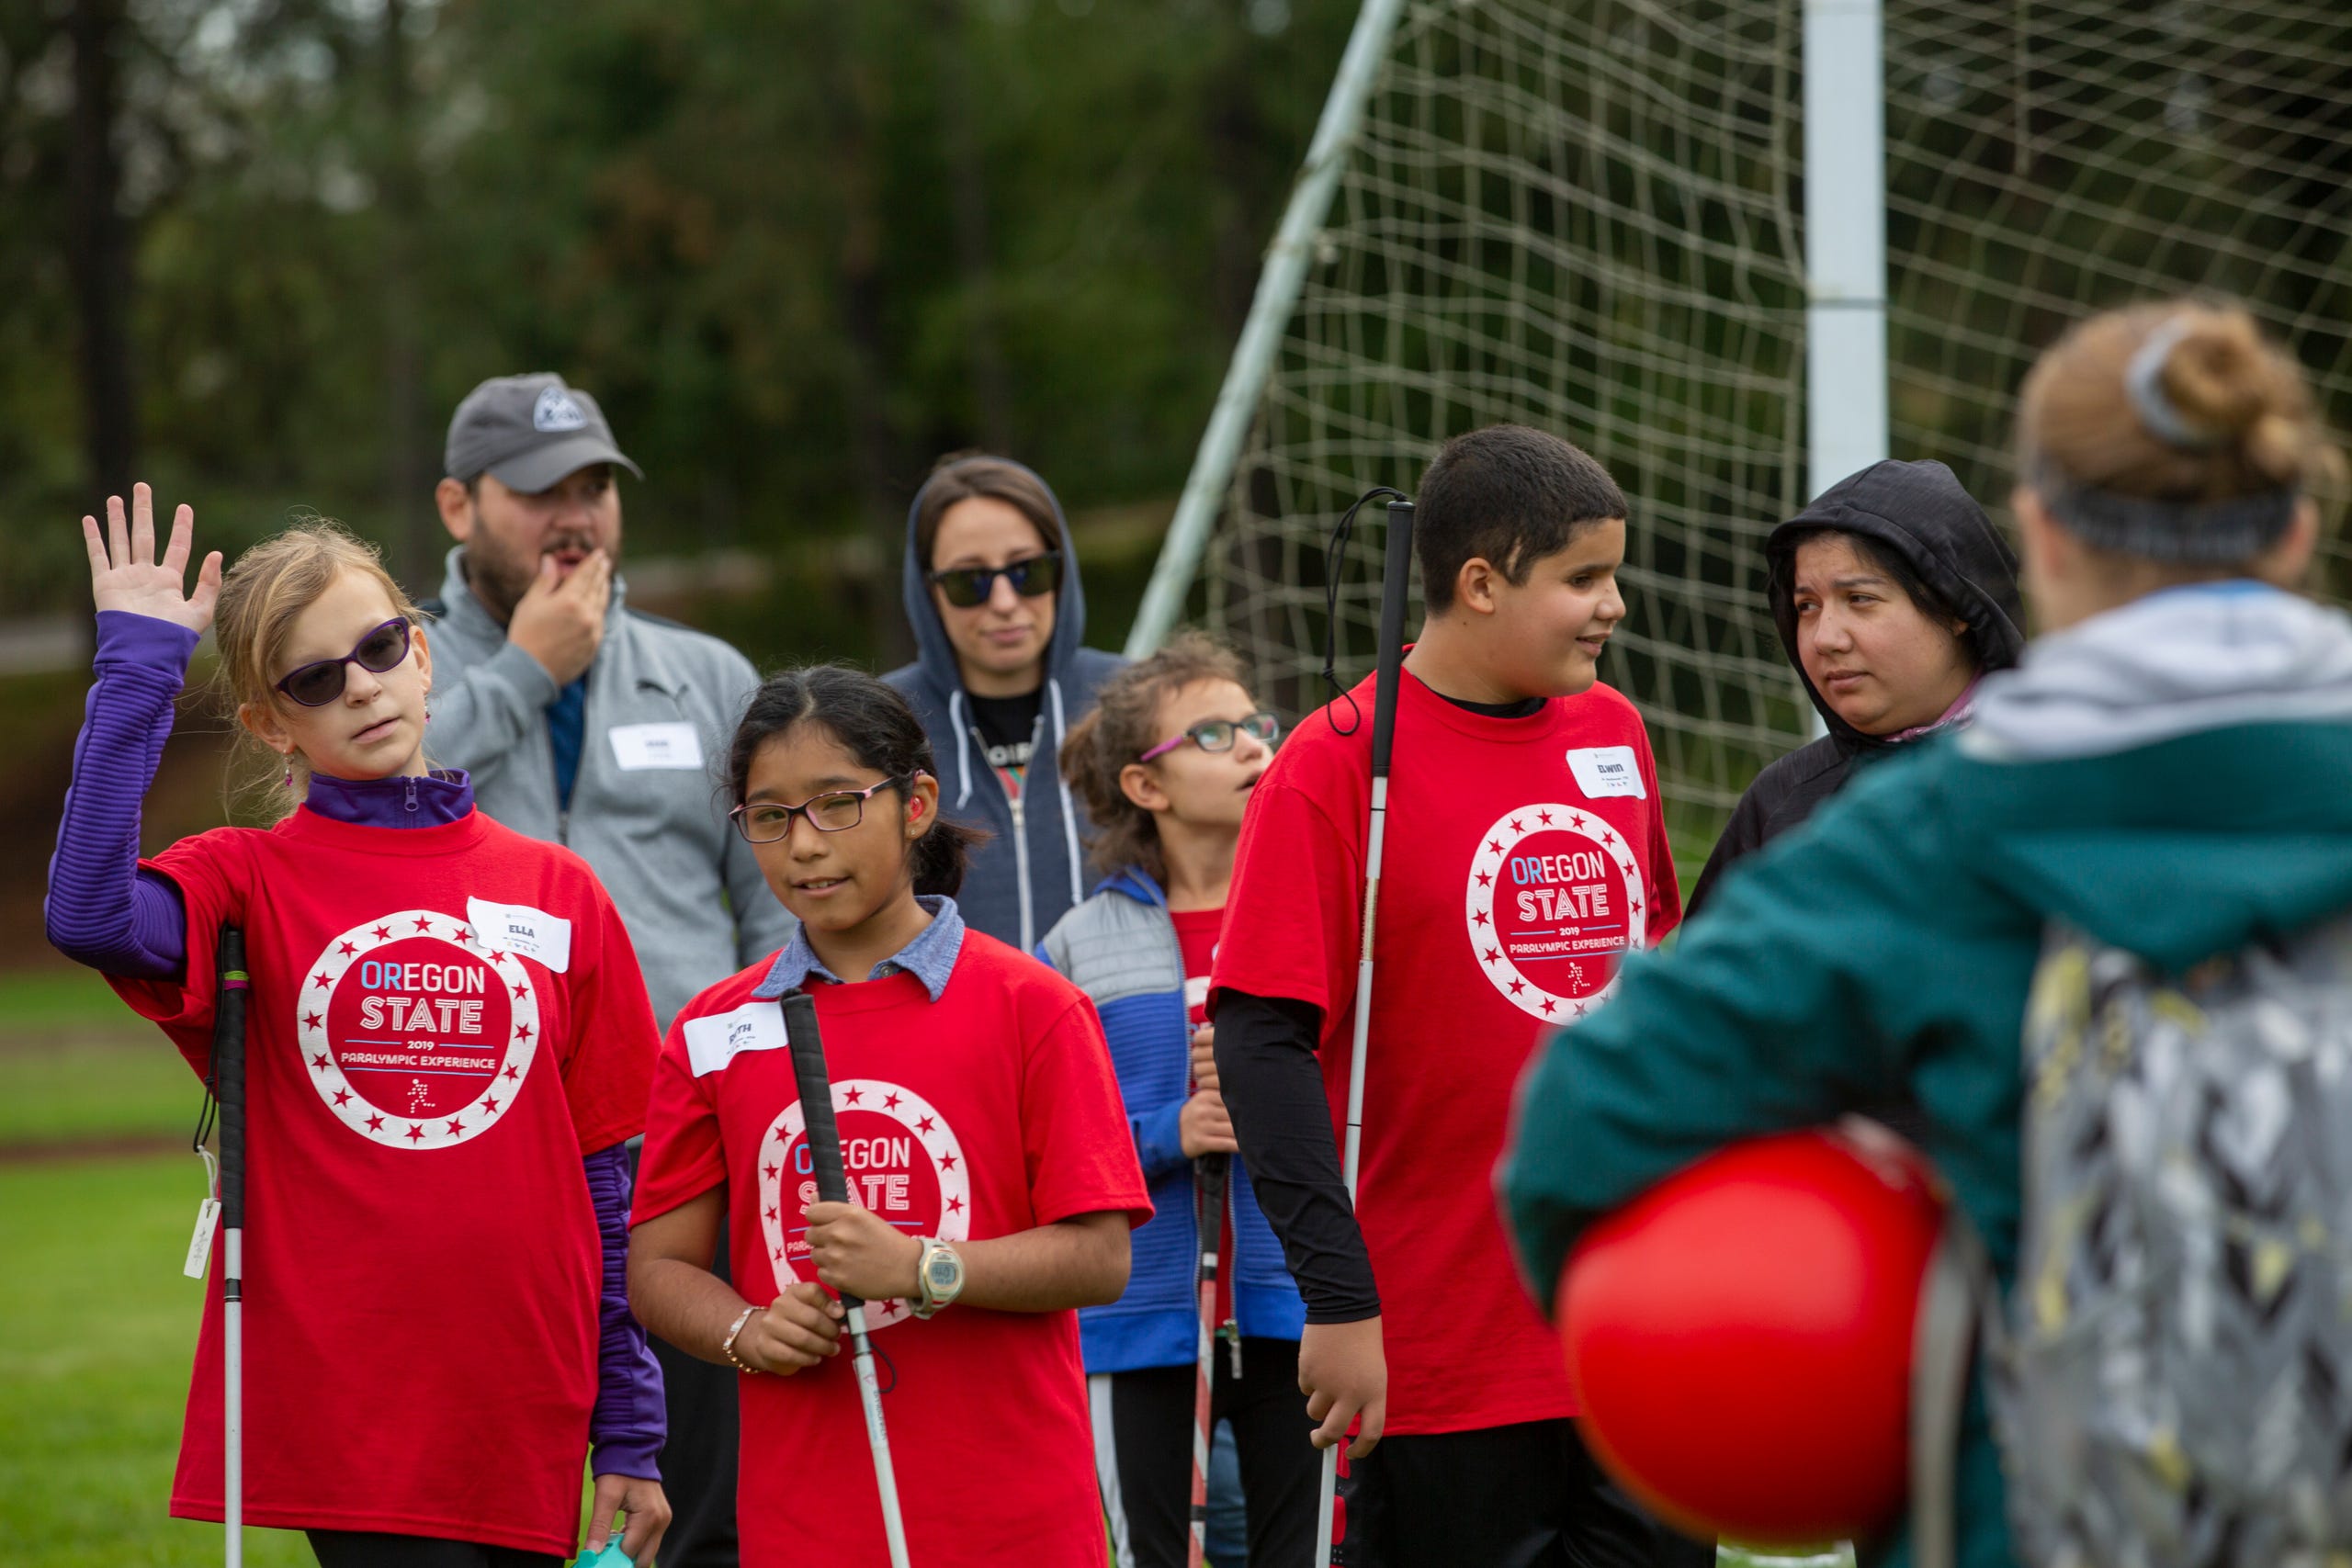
[82,484,223,634]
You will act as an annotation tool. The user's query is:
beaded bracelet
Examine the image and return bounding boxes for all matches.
[721,1304,762,1374]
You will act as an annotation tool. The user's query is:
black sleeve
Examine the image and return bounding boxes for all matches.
[1682,779,1770,923]
[1212,987,1380,1324]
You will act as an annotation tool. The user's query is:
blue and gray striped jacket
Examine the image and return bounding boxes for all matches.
[1041,868,1306,1374]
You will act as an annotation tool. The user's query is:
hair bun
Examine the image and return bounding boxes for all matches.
[2156,309,2272,445]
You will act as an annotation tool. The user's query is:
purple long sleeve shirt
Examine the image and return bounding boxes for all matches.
[45,610,664,1481]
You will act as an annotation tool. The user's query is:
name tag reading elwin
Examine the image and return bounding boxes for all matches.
[608,721,705,771]
[1565,745,1646,800]
[466,898,573,973]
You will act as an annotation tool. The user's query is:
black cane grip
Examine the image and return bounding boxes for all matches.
[1371,498,1416,777]
[782,992,850,1207]
[215,924,249,1230]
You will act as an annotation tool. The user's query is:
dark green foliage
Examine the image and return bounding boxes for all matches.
[4,0,1355,661]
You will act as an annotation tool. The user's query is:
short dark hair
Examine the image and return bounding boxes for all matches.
[913,453,1061,571]
[1415,424,1627,614]
[725,664,986,898]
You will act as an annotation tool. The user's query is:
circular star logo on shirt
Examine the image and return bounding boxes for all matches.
[300,910,539,1150]
[1463,805,1648,1023]
[758,1079,971,1331]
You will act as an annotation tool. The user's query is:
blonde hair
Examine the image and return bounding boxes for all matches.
[1058,630,1252,883]
[213,519,422,818]
[2018,299,2342,564]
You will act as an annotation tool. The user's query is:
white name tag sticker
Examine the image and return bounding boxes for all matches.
[184,1198,220,1280]
[467,898,573,973]
[1566,745,1647,800]
[683,1001,788,1077]
[609,722,704,771]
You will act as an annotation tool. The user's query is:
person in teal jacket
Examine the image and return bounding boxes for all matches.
[1500,298,2351,1568]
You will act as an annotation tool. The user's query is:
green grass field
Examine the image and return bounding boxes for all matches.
[0,964,1849,1567]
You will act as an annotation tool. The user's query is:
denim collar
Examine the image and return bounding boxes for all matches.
[752,895,964,1003]
[304,769,473,828]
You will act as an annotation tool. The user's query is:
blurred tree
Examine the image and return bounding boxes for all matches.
[65,0,136,506]
[5,0,1355,663]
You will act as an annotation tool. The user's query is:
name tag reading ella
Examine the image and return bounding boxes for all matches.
[609,722,704,771]
[467,897,573,973]
[1566,745,1646,800]
[683,1002,789,1077]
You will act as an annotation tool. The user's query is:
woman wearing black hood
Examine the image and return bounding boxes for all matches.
[1686,457,2026,918]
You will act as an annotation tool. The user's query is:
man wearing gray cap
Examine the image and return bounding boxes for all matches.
[426,371,790,1568]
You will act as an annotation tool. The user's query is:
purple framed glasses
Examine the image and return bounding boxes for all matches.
[273,618,413,706]
[1138,711,1280,763]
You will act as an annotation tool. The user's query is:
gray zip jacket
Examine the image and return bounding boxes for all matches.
[422,547,794,1026]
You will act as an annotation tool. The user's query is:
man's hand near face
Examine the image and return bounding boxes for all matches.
[508,547,613,687]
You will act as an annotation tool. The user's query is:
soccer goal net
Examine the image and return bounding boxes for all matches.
[1139,0,2352,874]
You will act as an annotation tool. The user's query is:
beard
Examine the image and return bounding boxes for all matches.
[460,525,610,624]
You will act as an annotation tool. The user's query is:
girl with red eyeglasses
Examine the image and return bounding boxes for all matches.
[44,491,669,1567]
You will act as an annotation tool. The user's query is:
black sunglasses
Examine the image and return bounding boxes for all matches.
[273,618,414,707]
[927,551,1062,610]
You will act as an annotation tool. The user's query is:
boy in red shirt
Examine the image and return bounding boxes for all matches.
[1211,425,1710,1565]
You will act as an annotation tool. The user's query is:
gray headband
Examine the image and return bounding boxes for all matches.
[2032,462,2297,565]
[2123,315,2229,452]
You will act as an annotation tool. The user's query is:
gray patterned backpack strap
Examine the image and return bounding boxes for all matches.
[1994,912,2352,1568]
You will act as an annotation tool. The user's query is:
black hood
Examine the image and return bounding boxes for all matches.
[1766,458,2027,752]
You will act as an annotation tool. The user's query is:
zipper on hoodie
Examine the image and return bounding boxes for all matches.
[971,713,1046,951]
[404,778,419,817]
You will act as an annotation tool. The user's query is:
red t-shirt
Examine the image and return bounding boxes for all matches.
[634,926,1152,1568]
[1211,668,1680,1436]
[111,807,659,1554]
[1170,906,1222,1028]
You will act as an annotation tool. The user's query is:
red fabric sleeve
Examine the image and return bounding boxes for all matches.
[557,884,662,1156]
[107,829,250,1077]
[1635,721,1684,942]
[1021,992,1153,1229]
[630,1030,726,1226]
[1208,776,1362,1023]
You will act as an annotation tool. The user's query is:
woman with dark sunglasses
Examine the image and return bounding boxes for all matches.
[884,453,1126,953]
[1042,633,1318,1568]
[44,494,670,1566]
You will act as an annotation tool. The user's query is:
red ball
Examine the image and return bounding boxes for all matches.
[1557,1125,1945,1546]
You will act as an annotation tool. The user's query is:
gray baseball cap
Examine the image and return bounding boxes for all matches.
[443,372,644,493]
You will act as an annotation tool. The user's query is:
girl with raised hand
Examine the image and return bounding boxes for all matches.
[44,489,670,1566]
[627,664,1151,1568]
[1044,632,1317,1568]
[1503,300,2352,1568]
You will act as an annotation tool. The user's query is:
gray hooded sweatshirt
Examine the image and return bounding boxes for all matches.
[883,464,1125,952]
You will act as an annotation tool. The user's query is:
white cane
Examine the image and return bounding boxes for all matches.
[213,926,250,1568]
[782,990,914,1568]
[1315,495,1416,1567]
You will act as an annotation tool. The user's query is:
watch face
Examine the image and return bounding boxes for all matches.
[926,1252,960,1291]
